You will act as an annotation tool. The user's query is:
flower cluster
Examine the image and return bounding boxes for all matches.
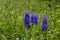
[24,11,30,28]
[41,16,48,31]
[31,14,38,25]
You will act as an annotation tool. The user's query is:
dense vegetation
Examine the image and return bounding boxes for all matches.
[0,0,60,40]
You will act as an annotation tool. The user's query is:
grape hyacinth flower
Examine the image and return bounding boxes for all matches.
[24,11,30,28]
[31,14,38,25]
[41,16,48,31]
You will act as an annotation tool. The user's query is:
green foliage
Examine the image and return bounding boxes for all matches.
[0,0,60,40]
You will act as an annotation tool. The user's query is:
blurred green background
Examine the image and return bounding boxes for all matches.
[0,0,60,40]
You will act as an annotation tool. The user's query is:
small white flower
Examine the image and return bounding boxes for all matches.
[16,38,19,40]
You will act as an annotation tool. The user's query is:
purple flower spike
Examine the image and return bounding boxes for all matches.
[42,16,48,31]
[24,11,30,28]
[31,14,38,25]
